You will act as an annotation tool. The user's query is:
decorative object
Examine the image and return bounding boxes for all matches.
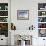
[21,40,25,46]
[0,17,8,22]
[38,3,46,10]
[42,12,45,15]
[38,17,46,22]
[39,29,46,37]
[0,6,1,10]
[5,6,8,10]
[29,25,35,30]
[15,35,32,46]
[19,35,32,45]
[38,23,46,28]
[11,23,16,30]
[17,10,29,20]
[0,11,8,16]
[0,23,8,37]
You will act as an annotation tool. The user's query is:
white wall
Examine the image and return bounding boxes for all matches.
[11,0,46,46]
[11,0,46,30]
[11,0,38,30]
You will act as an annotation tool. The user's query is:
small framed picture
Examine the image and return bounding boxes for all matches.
[17,10,29,20]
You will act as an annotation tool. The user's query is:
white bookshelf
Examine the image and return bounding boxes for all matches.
[38,3,46,28]
[0,22,8,23]
[38,3,46,37]
[0,3,8,22]
[0,16,8,17]
[0,3,8,37]
[38,28,46,29]
[38,22,46,23]
[0,10,8,11]
[38,16,46,17]
[38,10,46,11]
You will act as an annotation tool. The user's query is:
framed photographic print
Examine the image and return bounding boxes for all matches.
[17,10,29,20]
